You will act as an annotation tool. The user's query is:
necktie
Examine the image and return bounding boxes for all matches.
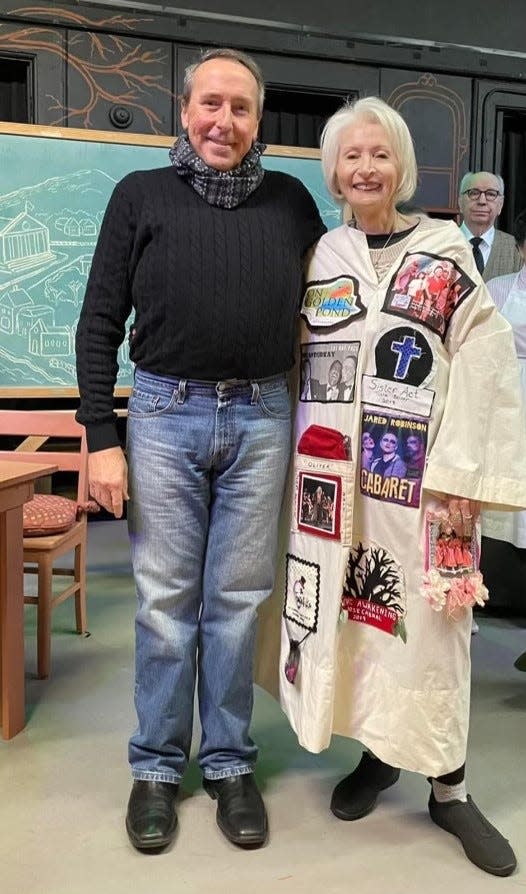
[470,236,484,274]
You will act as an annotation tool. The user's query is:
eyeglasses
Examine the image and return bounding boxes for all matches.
[462,188,502,202]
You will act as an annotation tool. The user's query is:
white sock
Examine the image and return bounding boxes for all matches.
[432,779,467,803]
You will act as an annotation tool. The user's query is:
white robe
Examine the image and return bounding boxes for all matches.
[256,217,526,778]
[483,267,526,547]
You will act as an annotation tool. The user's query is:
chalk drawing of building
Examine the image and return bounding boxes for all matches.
[0,284,33,333]
[29,319,71,356]
[0,207,55,272]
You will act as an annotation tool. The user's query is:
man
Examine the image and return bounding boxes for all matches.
[370,431,407,479]
[458,171,522,281]
[405,432,425,477]
[322,359,342,401]
[337,355,356,401]
[75,47,325,853]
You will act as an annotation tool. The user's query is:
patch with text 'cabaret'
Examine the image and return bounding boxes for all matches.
[360,409,428,509]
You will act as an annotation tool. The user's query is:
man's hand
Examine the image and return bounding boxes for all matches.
[88,446,129,519]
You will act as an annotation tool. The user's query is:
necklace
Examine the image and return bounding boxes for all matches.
[352,213,402,278]
[284,629,312,684]
[369,230,397,278]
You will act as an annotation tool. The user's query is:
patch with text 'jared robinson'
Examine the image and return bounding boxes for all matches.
[360,409,428,509]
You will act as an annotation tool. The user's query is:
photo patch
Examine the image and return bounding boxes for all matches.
[425,509,479,576]
[383,252,476,340]
[284,554,320,633]
[360,410,428,508]
[300,341,360,403]
[297,471,342,541]
[301,276,365,327]
[374,325,435,386]
[341,541,407,641]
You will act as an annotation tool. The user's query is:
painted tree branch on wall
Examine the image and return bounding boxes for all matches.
[1,8,175,132]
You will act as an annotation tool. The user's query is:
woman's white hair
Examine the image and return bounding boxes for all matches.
[320,96,418,208]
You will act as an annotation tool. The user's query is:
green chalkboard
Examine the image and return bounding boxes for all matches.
[0,123,341,396]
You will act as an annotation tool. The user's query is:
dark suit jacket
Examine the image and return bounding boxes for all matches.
[337,382,355,401]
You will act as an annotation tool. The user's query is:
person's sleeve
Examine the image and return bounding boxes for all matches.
[294,178,327,255]
[75,175,138,452]
[486,273,512,312]
[423,263,526,510]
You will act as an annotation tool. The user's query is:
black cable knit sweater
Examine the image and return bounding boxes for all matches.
[75,166,325,452]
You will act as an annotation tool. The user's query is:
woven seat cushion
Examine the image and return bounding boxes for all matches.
[23,493,78,536]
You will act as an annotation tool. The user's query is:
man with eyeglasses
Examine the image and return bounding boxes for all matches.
[458,171,522,282]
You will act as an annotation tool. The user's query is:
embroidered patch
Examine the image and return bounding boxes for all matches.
[361,375,435,418]
[360,410,428,508]
[300,341,360,403]
[284,554,320,633]
[301,276,365,327]
[425,509,479,576]
[296,471,341,540]
[382,251,476,341]
[341,541,407,641]
[374,325,435,386]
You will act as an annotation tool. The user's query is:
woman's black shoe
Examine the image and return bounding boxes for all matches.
[331,752,400,820]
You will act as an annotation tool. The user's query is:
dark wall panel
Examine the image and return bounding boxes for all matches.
[156,0,526,56]
[0,21,66,125]
[381,69,471,212]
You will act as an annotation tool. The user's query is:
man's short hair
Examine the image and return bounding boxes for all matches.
[459,171,505,196]
[320,96,418,206]
[182,47,265,119]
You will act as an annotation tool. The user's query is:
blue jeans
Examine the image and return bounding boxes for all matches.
[127,368,291,782]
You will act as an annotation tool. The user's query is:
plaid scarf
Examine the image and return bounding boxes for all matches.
[169,133,266,208]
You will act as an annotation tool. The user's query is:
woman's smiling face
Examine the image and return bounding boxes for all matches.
[335,119,400,218]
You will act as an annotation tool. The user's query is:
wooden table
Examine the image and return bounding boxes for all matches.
[0,460,57,739]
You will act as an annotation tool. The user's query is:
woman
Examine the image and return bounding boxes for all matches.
[361,431,375,470]
[260,97,526,876]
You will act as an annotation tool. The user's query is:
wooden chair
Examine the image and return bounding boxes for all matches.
[0,410,91,678]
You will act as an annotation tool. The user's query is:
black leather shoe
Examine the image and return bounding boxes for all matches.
[331,752,400,820]
[126,780,179,851]
[203,774,268,847]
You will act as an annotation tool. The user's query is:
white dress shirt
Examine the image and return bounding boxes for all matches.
[460,222,495,267]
